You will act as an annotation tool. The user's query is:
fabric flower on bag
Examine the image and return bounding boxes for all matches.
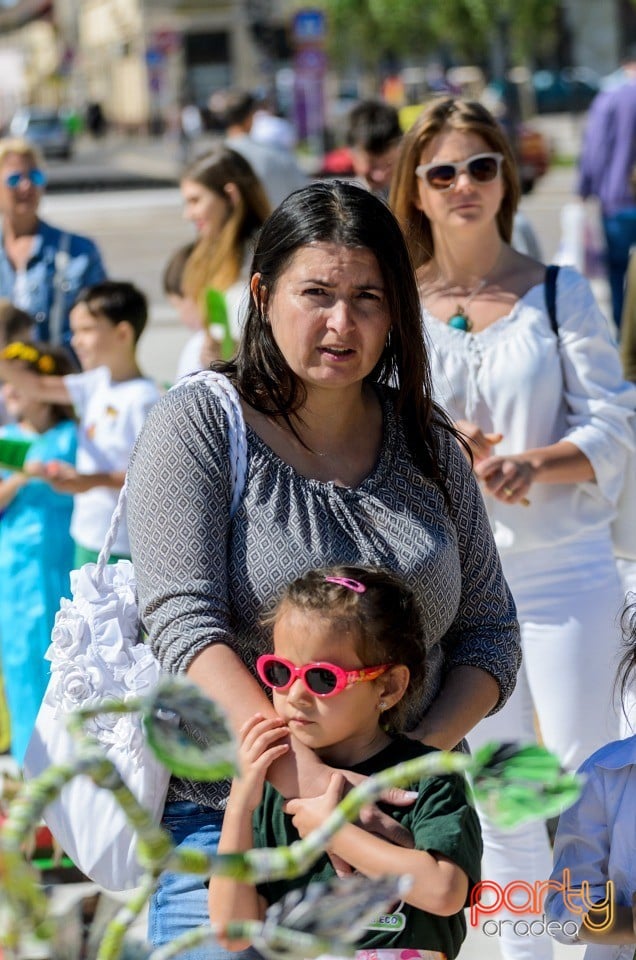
[45,561,155,755]
[123,648,161,699]
[55,654,114,715]
[47,599,91,663]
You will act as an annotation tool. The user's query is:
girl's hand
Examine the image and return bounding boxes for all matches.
[283,772,345,839]
[232,714,290,813]
[474,454,535,505]
[455,420,503,464]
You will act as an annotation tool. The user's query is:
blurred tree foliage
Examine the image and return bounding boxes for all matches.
[313,0,561,70]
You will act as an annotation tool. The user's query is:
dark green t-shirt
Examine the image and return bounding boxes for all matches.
[252,738,482,959]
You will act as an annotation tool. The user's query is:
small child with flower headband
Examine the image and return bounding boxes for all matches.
[0,281,161,566]
[0,342,77,765]
[209,564,482,960]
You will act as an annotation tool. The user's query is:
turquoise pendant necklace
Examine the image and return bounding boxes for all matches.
[446,277,487,333]
[448,305,472,331]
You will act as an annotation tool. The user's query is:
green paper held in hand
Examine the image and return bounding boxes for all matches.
[0,435,32,471]
[206,287,234,360]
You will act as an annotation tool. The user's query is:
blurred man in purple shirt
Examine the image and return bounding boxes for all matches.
[578,50,636,329]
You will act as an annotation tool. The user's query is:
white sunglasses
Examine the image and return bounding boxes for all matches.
[415,152,504,191]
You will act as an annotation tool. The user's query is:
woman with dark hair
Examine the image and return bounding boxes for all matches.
[390,97,636,960]
[127,180,520,958]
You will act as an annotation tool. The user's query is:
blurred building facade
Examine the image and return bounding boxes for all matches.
[0,0,633,132]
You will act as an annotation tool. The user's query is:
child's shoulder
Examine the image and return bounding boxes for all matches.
[578,734,636,774]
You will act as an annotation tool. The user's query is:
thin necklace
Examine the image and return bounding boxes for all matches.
[439,243,504,333]
[447,278,487,332]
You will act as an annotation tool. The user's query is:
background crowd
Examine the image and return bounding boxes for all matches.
[0,72,634,960]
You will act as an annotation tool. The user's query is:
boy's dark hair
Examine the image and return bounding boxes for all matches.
[347,100,402,154]
[0,299,34,348]
[263,564,428,734]
[162,243,196,297]
[75,281,148,342]
[209,89,257,129]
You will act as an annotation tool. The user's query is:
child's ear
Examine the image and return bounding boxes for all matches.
[377,664,410,712]
[116,319,136,345]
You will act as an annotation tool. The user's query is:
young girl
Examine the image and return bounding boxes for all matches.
[209,565,482,960]
[0,341,77,766]
[545,600,636,959]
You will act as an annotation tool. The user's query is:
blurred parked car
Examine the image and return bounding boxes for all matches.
[532,68,600,114]
[9,107,74,160]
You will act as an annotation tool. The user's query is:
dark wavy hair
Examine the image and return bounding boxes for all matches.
[262,565,427,734]
[216,179,457,481]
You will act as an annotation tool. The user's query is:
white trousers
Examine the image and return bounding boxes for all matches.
[468,536,624,960]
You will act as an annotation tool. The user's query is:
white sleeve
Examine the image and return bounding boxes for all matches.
[555,267,636,504]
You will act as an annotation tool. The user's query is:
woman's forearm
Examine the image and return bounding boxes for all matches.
[407,665,500,750]
[516,440,595,485]
[186,643,331,798]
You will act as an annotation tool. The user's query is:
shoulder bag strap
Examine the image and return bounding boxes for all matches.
[95,371,247,583]
[544,264,560,338]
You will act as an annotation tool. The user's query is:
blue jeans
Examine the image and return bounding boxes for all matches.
[602,207,636,329]
[149,801,259,960]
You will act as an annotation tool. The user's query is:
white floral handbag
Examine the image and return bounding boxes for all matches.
[23,371,247,891]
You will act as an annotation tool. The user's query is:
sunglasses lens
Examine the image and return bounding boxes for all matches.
[5,173,21,188]
[468,156,500,182]
[426,164,456,189]
[305,666,338,695]
[262,659,292,688]
[30,169,46,187]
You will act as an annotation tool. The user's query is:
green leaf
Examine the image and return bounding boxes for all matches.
[469,742,584,828]
[143,677,238,781]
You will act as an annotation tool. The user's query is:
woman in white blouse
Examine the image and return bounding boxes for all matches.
[390,97,636,960]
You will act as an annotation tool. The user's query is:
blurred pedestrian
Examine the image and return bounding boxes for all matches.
[390,95,636,960]
[577,48,636,329]
[209,88,308,208]
[0,138,107,348]
[0,341,77,767]
[346,99,403,200]
[179,146,271,352]
[621,248,636,382]
[178,99,203,165]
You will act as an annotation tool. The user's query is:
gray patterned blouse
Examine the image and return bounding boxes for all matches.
[127,378,520,808]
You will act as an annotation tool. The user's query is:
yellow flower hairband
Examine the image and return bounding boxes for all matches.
[1,341,56,374]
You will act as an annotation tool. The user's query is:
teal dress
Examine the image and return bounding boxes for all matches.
[0,419,77,765]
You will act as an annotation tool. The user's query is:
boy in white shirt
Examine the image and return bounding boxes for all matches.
[0,280,161,564]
